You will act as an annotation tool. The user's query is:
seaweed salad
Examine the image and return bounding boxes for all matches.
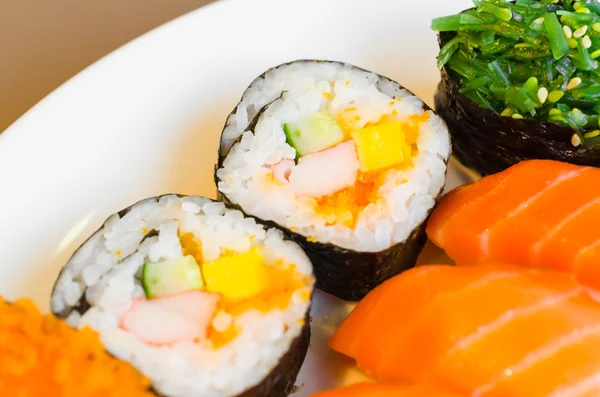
[433,0,600,175]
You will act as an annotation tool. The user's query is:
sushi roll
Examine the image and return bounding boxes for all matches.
[0,297,155,397]
[432,0,600,176]
[50,195,314,397]
[215,60,451,301]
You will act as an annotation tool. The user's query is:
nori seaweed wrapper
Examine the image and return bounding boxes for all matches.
[215,59,446,301]
[51,194,312,397]
[236,312,311,397]
[435,31,600,176]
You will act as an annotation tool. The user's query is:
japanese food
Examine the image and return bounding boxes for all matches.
[432,0,600,175]
[50,195,314,397]
[310,382,464,397]
[330,263,600,396]
[215,59,451,300]
[0,297,155,397]
[427,159,600,289]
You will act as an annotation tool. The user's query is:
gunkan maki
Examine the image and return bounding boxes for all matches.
[50,195,314,397]
[433,0,600,176]
[215,60,451,301]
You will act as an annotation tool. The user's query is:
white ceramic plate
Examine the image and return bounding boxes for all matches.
[0,0,475,394]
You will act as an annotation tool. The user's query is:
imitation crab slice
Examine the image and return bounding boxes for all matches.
[120,291,219,345]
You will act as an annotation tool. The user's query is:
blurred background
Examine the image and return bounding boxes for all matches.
[0,0,214,133]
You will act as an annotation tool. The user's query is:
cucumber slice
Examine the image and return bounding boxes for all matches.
[284,111,344,158]
[142,255,205,299]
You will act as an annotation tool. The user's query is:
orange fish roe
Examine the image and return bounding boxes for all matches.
[0,297,155,397]
[316,170,383,229]
[179,232,203,264]
[336,107,359,137]
[208,262,310,348]
[316,112,430,228]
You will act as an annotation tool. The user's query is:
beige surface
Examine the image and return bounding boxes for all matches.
[0,0,214,133]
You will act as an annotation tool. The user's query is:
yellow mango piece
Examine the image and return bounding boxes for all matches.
[351,122,412,172]
[201,247,268,302]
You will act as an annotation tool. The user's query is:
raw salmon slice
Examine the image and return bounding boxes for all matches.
[330,264,600,396]
[426,159,600,289]
[310,382,465,397]
[329,264,522,379]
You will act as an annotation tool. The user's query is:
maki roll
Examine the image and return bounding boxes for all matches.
[215,60,451,301]
[433,0,600,176]
[0,297,155,397]
[50,195,314,397]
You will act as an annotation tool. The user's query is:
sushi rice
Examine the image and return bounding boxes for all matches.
[217,60,451,252]
[51,195,314,397]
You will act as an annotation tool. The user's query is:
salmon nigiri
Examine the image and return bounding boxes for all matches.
[311,382,465,397]
[330,264,600,396]
[426,159,600,289]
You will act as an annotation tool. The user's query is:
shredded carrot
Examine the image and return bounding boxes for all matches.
[0,297,154,397]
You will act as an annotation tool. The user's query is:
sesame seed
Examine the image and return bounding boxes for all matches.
[549,108,562,116]
[548,90,565,103]
[573,25,588,38]
[537,87,549,104]
[584,130,600,139]
[583,35,592,49]
[512,113,524,119]
[572,134,582,147]
[526,76,538,87]
[568,38,578,49]
[533,17,544,25]
[567,77,582,90]
[563,25,573,39]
